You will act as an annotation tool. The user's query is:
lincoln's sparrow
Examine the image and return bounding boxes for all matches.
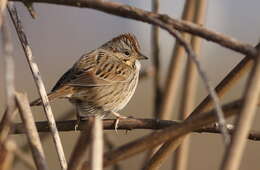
[31,33,147,123]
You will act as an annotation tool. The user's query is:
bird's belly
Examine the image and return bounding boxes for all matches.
[70,73,139,114]
[100,77,138,112]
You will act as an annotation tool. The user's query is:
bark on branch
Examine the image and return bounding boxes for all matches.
[12,117,260,141]
[11,0,257,57]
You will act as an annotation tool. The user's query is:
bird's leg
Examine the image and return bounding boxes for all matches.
[75,106,83,131]
[111,111,128,134]
[74,115,81,131]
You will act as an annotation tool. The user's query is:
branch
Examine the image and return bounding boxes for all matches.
[12,115,260,141]
[173,1,207,170]
[151,0,162,116]
[158,0,195,120]
[7,5,67,170]
[68,117,94,170]
[148,1,196,167]
[81,99,258,168]
[15,93,48,170]
[11,0,251,145]
[11,0,257,57]
[221,47,260,169]
[89,116,103,170]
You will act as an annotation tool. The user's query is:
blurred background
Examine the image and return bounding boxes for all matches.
[1,0,260,169]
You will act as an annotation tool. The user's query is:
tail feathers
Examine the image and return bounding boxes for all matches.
[30,89,71,106]
[30,97,44,106]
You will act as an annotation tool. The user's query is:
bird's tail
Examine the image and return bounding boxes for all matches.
[30,88,71,106]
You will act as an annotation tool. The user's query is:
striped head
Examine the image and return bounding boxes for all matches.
[101,33,148,66]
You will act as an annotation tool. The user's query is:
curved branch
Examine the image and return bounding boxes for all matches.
[11,0,257,57]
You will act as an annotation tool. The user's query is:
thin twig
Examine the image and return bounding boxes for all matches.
[20,109,74,152]
[145,0,195,167]
[187,46,257,118]
[7,4,67,170]
[143,0,163,164]
[159,0,195,120]
[89,116,103,170]
[15,92,48,170]
[15,109,74,168]
[68,117,94,170]
[151,0,162,116]
[174,2,207,170]
[10,0,257,57]
[221,48,260,170]
[150,17,230,144]
[80,99,252,169]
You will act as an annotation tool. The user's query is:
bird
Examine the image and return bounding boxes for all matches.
[30,33,148,129]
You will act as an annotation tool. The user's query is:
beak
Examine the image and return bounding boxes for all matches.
[137,53,148,60]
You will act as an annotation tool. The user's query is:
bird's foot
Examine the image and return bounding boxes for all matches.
[111,111,128,134]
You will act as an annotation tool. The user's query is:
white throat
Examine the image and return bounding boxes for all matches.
[135,60,141,71]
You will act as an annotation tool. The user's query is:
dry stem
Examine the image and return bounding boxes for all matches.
[89,116,103,170]
[10,0,257,57]
[7,5,67,170]
[151,0,162,116]
[79,99,257,169]
[16,93,48,170]
[174,2,207,170]
[68,117,94,170]
[221,48,260,170]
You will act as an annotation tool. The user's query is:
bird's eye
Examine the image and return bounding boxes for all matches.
[124,51,130,56]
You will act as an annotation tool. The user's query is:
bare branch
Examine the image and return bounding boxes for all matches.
[68,117,94,170]
[146,0,196,167]
[159,0,195,120]
[151,0,162,116]
[174,1,207,170]
[221,48,260,170]
[15,92,48,170]
[11,115,260,142]
[79,99,248,169]
[153,16,230,144]
[187,44,258,118]
[89,116,103,170]
[7,4,67,170]
[10,0,257,57]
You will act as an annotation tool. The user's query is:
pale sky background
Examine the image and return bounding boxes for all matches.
[1,1,260,170]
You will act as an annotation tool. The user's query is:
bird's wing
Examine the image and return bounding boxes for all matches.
[51,51,133,91]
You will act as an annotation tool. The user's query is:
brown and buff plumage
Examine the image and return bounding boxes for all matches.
[31,33,147,120]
